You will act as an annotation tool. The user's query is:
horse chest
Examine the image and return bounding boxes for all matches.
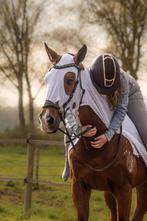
[69,149,123,191]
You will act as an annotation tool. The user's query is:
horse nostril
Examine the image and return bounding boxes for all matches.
[47,115,54,125]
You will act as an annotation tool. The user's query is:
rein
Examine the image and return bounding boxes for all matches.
[46,62,122,172]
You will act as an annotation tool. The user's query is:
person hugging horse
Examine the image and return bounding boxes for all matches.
[61,50,147,181]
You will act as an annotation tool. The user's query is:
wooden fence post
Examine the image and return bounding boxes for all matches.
[23,137,35,219]
[34,147,40,190]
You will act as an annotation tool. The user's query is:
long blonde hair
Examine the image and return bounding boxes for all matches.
[107,86,122,110]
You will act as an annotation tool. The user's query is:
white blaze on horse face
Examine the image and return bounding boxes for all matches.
[44,54,79,108]
[39,109,50,132]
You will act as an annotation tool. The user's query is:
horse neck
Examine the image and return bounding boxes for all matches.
[78,105,107,136]
[78,105,121,166]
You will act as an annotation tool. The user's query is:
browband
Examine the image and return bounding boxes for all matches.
[53,63,81,70]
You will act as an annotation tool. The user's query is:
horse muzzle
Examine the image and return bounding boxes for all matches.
[39,109,60,133]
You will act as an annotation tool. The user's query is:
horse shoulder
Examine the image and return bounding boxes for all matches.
[116,136,147,187]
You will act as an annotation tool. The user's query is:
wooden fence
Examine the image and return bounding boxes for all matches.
[0,138,66,219]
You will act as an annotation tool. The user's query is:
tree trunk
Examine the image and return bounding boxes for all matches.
[121,55,138,80]
[28,89,34,132]
[25,69,34,132]
[18,77,26,133]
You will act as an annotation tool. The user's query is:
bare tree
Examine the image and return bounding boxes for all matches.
[0,0,42,132]
[21,0,42,132]
[44,26,85,53]
[80,0,147,79]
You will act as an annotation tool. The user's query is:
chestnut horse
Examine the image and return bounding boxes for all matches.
[40,44,147,221]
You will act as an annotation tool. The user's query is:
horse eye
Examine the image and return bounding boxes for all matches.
[66,79,74,86]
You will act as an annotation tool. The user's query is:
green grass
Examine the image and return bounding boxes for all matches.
[0,145,146,221]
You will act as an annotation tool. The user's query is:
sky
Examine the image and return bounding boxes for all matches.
[0,0,147,108]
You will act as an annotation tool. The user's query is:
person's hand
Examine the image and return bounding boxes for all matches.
[91,134,108,148]
[82,125,97,137]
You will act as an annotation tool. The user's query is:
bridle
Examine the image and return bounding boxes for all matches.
[54,62,85,111]
[43,60,122,172]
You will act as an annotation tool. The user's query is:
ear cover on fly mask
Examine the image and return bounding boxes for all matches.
[74,44,87,65]
[44,42,61,64]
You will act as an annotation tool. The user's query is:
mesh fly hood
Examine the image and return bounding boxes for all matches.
[44,53,83,111]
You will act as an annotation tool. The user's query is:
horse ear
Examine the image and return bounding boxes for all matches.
[44,42,60,63]
[74,44,87,65]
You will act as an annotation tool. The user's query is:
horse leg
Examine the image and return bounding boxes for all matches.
[132,182,147,221]
[72,181,91,221]
[114,185,132,221]
[104,191,117,221]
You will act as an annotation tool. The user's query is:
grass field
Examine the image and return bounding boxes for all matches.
[0,144,146,221]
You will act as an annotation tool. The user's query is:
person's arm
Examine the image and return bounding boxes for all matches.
[104,73,129,141]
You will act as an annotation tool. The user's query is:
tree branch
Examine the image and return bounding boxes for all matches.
[0,66,18,88]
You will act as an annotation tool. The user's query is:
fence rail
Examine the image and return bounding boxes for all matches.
[0,138,63,146]
[0,137,65,219]
[0,176,67,187]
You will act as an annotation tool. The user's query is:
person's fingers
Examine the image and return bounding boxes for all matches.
[82,125,92,130]
[92,143,103,148]
[87,129,97,135]
[83,127,97,137]
[87,132,96,137]
[86,127,96,132]
[86,125,93,127]
[91,137,103,143]
[91,138,105,148]
[91,140,102,146]
[84,132,95,137]
[92,128,97,132]
[94,135,108,142]
[94,136,101,141]
[89,128,97,133]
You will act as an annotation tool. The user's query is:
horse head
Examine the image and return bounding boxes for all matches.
[39,43,87,133]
